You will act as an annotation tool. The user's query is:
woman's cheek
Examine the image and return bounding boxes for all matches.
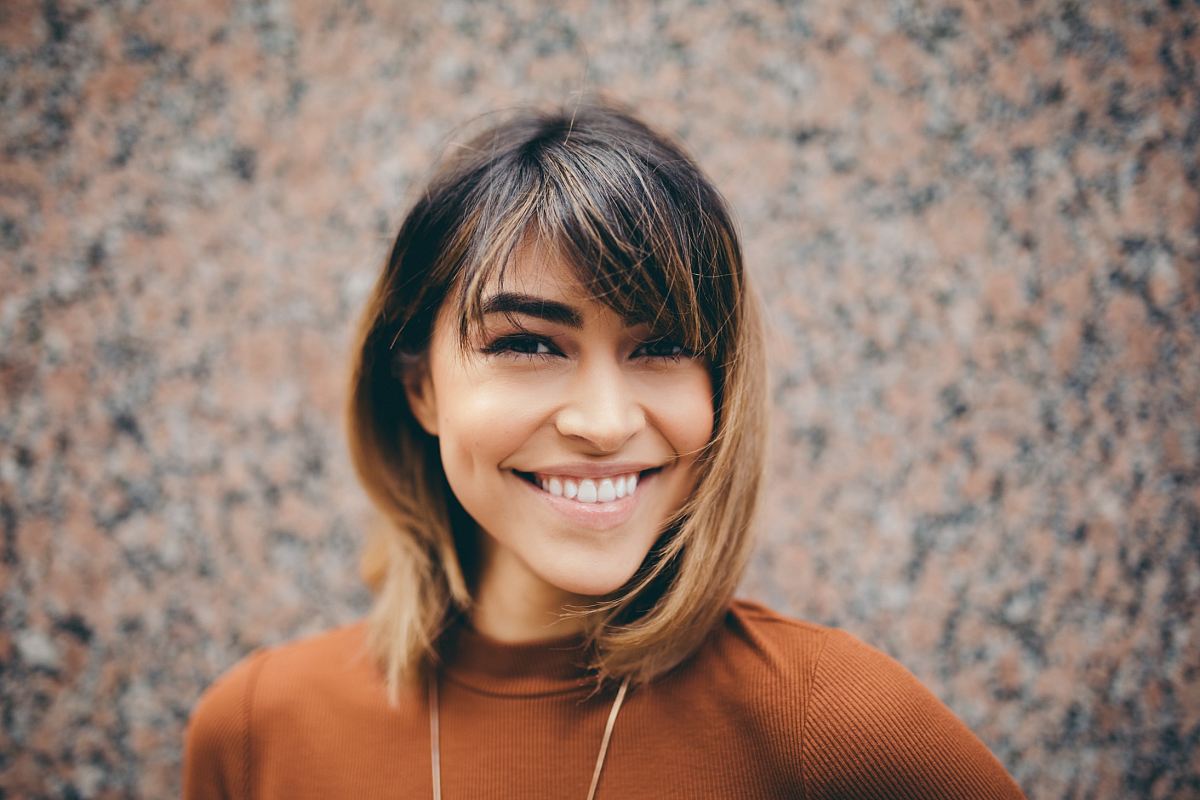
[449,384,548,459]
[648,368,715,453]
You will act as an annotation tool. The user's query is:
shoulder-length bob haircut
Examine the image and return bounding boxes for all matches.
[346,97,767,705]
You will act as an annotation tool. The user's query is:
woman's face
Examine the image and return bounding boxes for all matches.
[405,241,714,612]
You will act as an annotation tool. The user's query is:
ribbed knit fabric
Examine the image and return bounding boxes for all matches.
[182,598,1026,799]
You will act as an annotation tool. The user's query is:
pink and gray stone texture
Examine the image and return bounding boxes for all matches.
[2,1,1197,797]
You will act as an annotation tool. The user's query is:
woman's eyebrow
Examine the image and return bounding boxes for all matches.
[479,291,661,332]
[480,292,583,328]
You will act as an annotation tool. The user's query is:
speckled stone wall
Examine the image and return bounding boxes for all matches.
[2,1,1197,796]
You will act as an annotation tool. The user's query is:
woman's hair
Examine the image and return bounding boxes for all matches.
[345,96,768,705]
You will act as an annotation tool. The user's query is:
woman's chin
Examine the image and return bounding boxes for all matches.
[539,561,641,600]
[547,577,626,600]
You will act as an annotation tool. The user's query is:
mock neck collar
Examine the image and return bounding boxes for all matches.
[438,617,601,697]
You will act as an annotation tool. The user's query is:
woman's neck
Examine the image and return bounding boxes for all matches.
[469,534,594,643]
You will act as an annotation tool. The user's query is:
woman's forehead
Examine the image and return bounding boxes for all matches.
[476,239,642,324]
[487,240,582,299]
[449,232,688,343]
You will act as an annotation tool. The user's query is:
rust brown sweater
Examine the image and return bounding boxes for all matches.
[182,598,1025,798]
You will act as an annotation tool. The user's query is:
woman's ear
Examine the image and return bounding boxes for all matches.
[401,357,439,437]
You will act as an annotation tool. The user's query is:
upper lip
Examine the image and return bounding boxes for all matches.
[517,461,665,479]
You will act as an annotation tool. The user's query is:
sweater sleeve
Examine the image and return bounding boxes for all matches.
[800,628,1026,799]
[181,648,271,800]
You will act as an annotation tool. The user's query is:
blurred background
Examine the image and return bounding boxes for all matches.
[2,0,1198,796]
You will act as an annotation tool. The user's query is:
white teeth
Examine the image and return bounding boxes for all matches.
[576,478,598,502]
[529,471,646,504]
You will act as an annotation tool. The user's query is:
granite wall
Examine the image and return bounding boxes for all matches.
[2,0,1197,797]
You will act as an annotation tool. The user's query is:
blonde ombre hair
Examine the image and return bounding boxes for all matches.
[345,97,767,705]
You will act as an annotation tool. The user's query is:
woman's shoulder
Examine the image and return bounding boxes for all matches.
[716,596,862,675]
[693,597,906,725]
[712,598,1026,798]
[181,620,371,796]
[719,596,943,684]
[715,596,978,737]
[188,618,372,714]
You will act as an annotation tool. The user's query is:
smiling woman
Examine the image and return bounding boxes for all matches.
[181,98,1027,799]
[403,233,718,635]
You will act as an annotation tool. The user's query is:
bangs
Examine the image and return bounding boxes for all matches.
[445,118,739,367]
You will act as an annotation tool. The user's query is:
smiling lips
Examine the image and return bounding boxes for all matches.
[536,472,638,503]
[512,467,660,531]
[513,466,662,507]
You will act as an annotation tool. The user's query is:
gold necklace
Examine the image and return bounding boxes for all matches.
[428,669,631,800]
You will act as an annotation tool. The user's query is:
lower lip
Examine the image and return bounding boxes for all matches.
[511,470,656,531]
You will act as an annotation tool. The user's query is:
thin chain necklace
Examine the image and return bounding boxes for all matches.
[428,669,631,800]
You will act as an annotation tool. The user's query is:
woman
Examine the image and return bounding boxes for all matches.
[183,99,1026,798]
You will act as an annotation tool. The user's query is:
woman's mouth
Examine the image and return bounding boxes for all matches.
[512,467,661,505]
[509,466,661,530]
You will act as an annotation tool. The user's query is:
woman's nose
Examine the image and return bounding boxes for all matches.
[553,359,646,452]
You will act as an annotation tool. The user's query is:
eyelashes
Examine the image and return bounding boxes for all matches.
[480,334,555,359]
[480,333,694,362]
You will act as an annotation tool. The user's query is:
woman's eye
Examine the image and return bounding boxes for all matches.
[635,338,691,360]
[481,333,692,362]
[481,334,558,359]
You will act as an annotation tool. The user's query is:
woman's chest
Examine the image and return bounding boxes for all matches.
[251,681,800,799]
